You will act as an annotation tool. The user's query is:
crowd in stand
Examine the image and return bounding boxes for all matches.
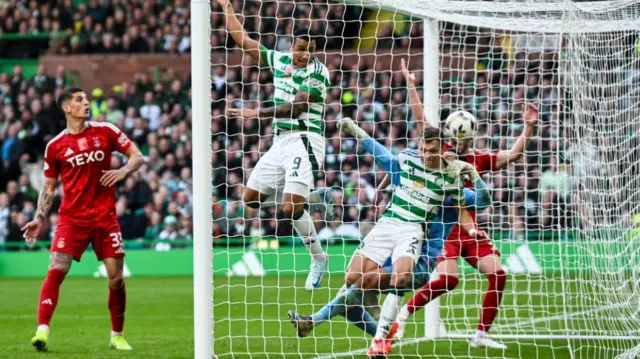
[0,0,593,251]
[0,63,194,249]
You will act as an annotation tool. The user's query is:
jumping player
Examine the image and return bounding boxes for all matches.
[389,60,539,349]
[23,87,144,352]
[218,0,334,291]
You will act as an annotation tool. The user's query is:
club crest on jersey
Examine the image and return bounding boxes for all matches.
[57,237,65,248]
[77,138,88,151]
[93,137,101,148]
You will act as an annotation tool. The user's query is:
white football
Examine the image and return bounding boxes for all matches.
[444,110,478,140]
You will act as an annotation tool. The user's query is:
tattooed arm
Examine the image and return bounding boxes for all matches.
[22,176,57,243]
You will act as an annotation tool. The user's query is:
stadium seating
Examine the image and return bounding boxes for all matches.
[0,0,573,253]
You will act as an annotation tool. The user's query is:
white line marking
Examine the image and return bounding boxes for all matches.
[312,304,630,359]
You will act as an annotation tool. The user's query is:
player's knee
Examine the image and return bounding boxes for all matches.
[390,272,411,289]
[49,263,71,274]
[440,274,459,291]
[345,272,361,288]
[281,202,296,218]
[108,273,125,289]
[242,191,261,209]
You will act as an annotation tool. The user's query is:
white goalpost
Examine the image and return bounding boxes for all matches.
[205,0,640,358]
[191,0,214,358]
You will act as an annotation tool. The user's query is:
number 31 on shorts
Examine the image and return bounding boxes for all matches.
[110,232,124,248]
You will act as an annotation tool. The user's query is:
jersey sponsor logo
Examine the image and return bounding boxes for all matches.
[77,138,89,151]
[64,148,74,157]
[303,77,323,89]
[66,150,105,167]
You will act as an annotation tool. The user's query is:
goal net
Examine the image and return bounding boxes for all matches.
[206,0,640,358]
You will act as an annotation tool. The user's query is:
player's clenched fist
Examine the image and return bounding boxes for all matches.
[468,228,488,240]
[22,217,43,244]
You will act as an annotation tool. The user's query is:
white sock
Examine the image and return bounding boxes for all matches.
[475,329,488,340]
[111,330,122,337]
[374,293,404,339]
[397,304,410,324]
[292,210,326,263]
[37,324,49,333]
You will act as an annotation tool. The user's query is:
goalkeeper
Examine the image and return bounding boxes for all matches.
[288,118,492,346]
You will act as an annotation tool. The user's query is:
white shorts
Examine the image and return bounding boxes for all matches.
[247,131,325,199]
[355,217,424,266]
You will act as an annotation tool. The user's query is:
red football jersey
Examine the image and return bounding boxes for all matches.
[44,121,132,223]
[445,142,500,240]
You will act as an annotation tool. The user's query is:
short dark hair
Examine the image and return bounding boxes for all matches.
[422,127,443,143]
[292,27,318,43]
[56,87,84,110]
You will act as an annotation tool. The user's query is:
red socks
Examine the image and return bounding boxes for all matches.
[108,283,127,333]
[37,268,67,326]
[478,269,507,332]
[406,274,459,314]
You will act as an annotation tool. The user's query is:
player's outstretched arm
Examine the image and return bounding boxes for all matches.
[100,143,144,187]
[495,103,538,168]
[22,176,57,244]
[217,0,262,65]
[401,58,431,134]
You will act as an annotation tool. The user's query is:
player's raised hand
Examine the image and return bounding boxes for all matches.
[523,103,539,127]
[100,168,127,187]
[227,107,258,120]
[22,218,42,244]
[216,0,230,9]
[468,228,488,240]
[400,58,415,86]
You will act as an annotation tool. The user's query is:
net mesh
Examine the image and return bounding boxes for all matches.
[212,0,640,357]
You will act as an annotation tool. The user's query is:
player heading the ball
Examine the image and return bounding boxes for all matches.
[23,87,144,352]
[218,0,334,291]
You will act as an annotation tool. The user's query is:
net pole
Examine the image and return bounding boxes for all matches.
[422,18,446,339]
[190,0,214,358]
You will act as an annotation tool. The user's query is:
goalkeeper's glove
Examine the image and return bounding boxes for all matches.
[447,160,480,183]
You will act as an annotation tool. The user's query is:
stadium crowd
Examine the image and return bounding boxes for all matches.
[0,0,584,251]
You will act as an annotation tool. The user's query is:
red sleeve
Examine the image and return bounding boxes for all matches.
[102,123,132,154]
[474,150,499,173]
[43,141,60,178]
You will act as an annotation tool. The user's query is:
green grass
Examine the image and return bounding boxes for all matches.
[1,274,638,359]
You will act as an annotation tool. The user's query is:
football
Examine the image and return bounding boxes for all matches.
[444,110,478,140]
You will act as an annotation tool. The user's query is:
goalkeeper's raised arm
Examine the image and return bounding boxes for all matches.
[217,0,263,65]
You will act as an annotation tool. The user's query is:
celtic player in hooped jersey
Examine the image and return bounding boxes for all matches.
[219,0,333,291]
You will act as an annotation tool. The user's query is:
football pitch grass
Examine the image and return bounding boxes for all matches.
[0,274,634,358]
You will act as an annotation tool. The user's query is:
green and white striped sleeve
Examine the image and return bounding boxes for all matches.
[259,45,277,72]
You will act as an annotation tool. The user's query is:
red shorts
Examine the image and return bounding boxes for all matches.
[437,236,500,267]
[50,217,125,262]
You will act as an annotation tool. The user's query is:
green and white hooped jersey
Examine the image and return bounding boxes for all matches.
[383,149,466,223]
[260,45,330,136]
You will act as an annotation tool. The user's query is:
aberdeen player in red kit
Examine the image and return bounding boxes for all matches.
[387,61,538,349]
[22,87,144,352]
